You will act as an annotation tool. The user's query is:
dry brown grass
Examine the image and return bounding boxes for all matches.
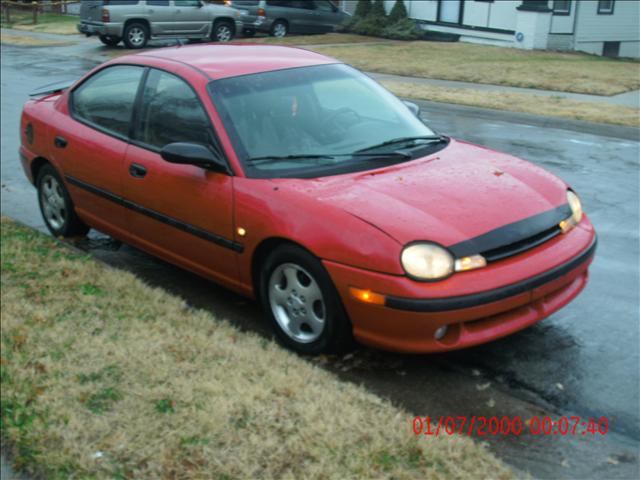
[0,218,511,479]
[311,41,640,95]
[0,31,72,46]
[382,81,640,128]
[233,32,383,46]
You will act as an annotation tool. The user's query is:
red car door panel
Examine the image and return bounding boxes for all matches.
[122,144,238,285]
[51,114,129,234]
[54,65,145,235]
[121,67,239,287]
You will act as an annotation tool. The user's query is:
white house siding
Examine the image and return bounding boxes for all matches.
[485,0,519,31]
[405,0,438,22]
[573,0,640,57]
[549,2,576,33]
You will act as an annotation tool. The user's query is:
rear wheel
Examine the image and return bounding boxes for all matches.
[99,35,121,46]
[36,164,89,238]
[259,244,353,355]
[270,20,288,38]
[212,20,235,42]
[123,22,149,49]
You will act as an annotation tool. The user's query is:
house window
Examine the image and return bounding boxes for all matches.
[552,0,571,15]
[597,0,615,14]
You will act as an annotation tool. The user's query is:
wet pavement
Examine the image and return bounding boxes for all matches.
[1,42,639,479]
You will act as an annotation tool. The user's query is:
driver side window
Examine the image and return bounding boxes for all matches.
[135,69,213,150]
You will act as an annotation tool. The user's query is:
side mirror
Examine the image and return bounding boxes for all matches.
[161,142,228,173]
[403,100,421,118]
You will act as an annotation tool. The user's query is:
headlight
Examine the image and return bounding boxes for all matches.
[401,243,454,280]
[560,190,583,233]
[567,190,583,223]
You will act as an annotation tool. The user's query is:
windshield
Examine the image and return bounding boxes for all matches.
[208,64,443,178]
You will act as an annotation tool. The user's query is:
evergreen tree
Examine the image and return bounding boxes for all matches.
[370,0,387,19]
[388,0,408,24]
[354,0,372,18]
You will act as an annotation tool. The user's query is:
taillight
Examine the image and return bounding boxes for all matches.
[257,7,266,17]
[101,8,110,23]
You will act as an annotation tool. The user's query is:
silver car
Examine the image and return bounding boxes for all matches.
[227,0,349,38]
[78,0,245,49]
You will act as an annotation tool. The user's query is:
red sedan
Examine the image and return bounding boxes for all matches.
[20,45,596,355]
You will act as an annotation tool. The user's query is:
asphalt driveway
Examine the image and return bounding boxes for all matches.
[1,43,638,479]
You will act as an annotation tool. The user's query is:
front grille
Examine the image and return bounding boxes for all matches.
[448,204,572,263]
[481,225,561,262]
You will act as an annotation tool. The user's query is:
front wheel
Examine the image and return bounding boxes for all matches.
[259,245,353,355]
[270,20,288,38]
[99,35,121,46]
[37,164,89,238]
[123,22,149,49]
[212,20,235,42]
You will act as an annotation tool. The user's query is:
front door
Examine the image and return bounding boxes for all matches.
[170,0,210,35]
[55,65,145,237]
[122,67,238,285]
[438,0,463,24]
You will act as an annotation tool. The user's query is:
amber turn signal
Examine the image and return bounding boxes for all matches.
[349,287,386,305]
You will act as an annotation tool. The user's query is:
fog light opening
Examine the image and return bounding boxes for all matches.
[434,325,448,341]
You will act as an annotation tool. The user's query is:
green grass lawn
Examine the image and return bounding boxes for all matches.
[1,11,78,35]
[0,217,511,479]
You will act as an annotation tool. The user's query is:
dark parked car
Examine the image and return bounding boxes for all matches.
[227,0,349,37]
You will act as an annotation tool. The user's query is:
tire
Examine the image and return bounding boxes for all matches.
[259,244,353,355]
[270,20,288,38]
[36,164,89,238]
[212,20,235,42]
[98,35,121,46]
[123,22,149,49]
[243,28,256,37]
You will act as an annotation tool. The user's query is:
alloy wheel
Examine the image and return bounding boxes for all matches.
[268,263,326,343]
[40,174,67,231]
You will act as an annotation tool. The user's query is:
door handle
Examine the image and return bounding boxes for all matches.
[54,136,68,148]
[129,163,147,178]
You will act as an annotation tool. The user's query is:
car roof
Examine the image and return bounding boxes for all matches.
[126,44,338,80]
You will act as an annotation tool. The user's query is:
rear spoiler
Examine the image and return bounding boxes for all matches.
[29,80,75,98]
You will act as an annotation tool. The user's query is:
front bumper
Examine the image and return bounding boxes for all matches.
[324,218,596,353]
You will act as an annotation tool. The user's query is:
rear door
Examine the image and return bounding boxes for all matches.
[122,67,238,284]
[55,65,145,236]
[170,0,211,35]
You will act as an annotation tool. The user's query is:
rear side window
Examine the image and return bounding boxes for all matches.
[135,69,213,149]
[72,65,144,138]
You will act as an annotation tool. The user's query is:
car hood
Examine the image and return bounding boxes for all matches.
[276,139,569,249]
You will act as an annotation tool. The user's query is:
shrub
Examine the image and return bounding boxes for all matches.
[352,14,388,37]
[382,17,424,41]
[353,0,372,18]
[388,0,409,24]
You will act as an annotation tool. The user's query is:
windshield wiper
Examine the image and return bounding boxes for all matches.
[246,151,411,166]
[246,154,336,165]
[356,135,447,153]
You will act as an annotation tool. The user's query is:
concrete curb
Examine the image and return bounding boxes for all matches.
[413,99,640,142]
